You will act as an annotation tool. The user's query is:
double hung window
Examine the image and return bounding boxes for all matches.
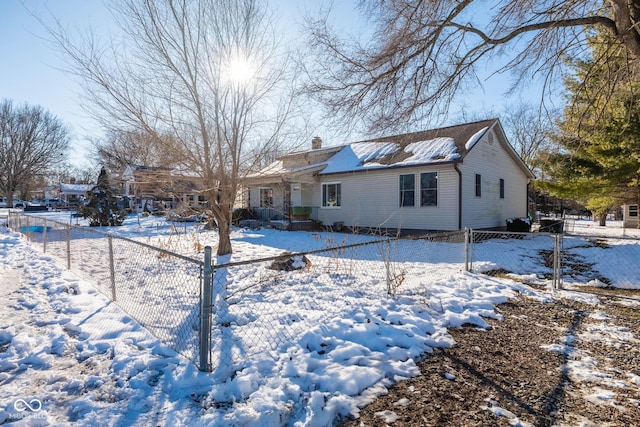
[322,182,341,207]
[420,172,437,206]
[399,174,415,207]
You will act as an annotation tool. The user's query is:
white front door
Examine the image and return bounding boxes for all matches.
[291,183,302,206]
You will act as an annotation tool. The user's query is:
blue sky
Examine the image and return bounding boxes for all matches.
[0,1,553,168]
[0,0,113,166]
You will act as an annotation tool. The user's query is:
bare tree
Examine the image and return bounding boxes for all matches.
[502,103,557,169]
[0,99,69,206]
[46,163,98,185]
[44,0,297,255]
[303,0,640,132]
[93,129,185,175]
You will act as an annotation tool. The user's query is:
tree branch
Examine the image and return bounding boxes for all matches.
[447,16,619,46]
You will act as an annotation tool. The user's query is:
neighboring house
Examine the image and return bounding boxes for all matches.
[622,203,638,228]
[41,185,60,201]
[59,183,93,207]
[123,165,208,212]
[244,118,535,232]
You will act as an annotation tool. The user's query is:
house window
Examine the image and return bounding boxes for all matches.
[260,188,273,207]
[420,172,437,206]
[399,174,415,207]
[499,178,505,199]
[322,182,341,207]
[629,205,638,217]
[475,174,481,197]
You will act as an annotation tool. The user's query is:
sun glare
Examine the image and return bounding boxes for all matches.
[226,56,256,85]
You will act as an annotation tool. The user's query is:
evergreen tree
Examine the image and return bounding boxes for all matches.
[540,31,640,225]
[78,167,126,226]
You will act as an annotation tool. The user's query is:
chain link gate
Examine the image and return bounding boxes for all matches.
[465,229,563,288]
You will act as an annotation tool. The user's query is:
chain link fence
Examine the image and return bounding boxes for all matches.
[11,211,637,375]
[467,229,640,290]
[8,212,204,367]
[467,230,560,286]
[9,212,468,373]
[201,231,467,374]
[560,234,640,288]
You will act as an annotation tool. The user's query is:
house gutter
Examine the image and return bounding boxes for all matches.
[454,162,462,230]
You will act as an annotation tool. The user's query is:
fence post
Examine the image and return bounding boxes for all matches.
[108,234,117,301]
[552,233,558,289]
[65,226,71,270]
[42,218,47,253]
[468,229,475,272]
[553,233,563,290]
[384,240,391,295]
[199,246,213,372]
[464,228,470,272]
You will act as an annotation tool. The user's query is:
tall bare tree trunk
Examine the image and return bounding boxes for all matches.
[217,215,232,256]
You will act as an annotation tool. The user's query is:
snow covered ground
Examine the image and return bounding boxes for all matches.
[0,210,638,426]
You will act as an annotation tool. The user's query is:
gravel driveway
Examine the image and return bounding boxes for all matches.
[341,288,640,426]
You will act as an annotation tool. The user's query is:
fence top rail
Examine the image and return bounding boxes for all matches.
[471,230,558,237]
[10,212,203,266]
[214,230,464,269]
[12,211,464,269]
[565,232,640,242]
[214,237,394,269]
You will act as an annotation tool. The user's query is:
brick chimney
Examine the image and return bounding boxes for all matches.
[312,136,322,149]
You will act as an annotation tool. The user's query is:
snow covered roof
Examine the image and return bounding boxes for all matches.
[320,136,465,174]
[59,183,93,193]
[248,119,502,180]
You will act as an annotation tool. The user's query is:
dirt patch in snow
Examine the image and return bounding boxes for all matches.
[341,291,640,426]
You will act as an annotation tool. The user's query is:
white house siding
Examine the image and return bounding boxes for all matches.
[300,182,319,207]
[623,204,639,228]
[317,165,459,231]
[458,130,529,229]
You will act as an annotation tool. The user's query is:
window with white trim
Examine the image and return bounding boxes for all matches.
[629,205,638,217]
[322,182,341,207]
[499,178,505,199]
[399,174,415,207]
[475,174,482,197]
[420,172,437,206]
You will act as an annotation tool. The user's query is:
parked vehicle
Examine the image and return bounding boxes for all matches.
[12,199,29,209]
[0,198,29,208]
[43,198,61,208]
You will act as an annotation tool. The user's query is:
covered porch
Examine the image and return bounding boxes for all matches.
[242,172,322,230]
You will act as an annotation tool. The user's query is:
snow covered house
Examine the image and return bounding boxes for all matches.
[243,119,535,232]
[59,183,93,207]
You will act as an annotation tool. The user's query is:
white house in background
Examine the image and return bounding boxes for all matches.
[622,203,638,228]
[243,118,535,232]
[58,183,93,206]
